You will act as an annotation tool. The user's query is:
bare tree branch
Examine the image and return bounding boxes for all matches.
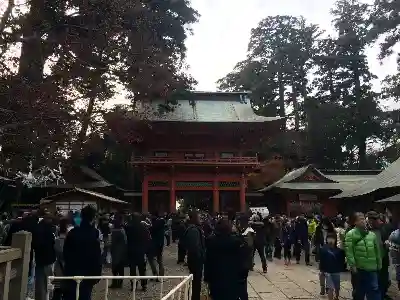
[0,0,14,41]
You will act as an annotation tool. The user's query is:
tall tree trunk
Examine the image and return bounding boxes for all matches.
[18,0,46,83]
[301,71,313,163]
[353,59,367,169]
[328,71,335,98]
[12,0,47,167]
[299,68,309,131]
[358,138,367,168]
[71,96,96,161]
[292,84,300,131]
[0,0,14,44]
[278,70,285,118]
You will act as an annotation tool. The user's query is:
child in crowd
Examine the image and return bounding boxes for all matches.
[318,232,345,300]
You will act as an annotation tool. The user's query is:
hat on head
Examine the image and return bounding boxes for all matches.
[367,211,379,220]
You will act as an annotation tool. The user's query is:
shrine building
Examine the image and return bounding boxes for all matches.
[131,91,284,213]
[259,165,379,217]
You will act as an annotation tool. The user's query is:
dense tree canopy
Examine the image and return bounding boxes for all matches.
[3,0,400,188]
[218,0,400,170]
[0,0,198,173]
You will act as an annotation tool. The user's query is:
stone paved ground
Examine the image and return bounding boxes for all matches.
[96,246,400,300]
[39,245,400,300]
[249,256,400,300]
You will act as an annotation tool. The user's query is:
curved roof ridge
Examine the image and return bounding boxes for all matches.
[259,164,338,192]
[332,156,400,199]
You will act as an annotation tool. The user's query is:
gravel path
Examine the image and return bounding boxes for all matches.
[92,244,189,300]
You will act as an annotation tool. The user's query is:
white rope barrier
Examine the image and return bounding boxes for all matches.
[46,275,193,300]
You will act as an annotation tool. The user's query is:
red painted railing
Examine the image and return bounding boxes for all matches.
[131,156,259,165]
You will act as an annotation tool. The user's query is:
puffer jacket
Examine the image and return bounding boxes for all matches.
[344,227,382,271]
[308,220,317,238]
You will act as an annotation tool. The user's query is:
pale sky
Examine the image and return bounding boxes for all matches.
[185,0,398,96]
[1,0,398,108]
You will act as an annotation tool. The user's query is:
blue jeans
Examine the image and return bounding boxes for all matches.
[353,270,381,300]
[319,272,341,291]
[26,261,35,297]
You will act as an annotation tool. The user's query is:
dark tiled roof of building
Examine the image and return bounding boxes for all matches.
[376,193,400,203]
[40,188,128,205]
[259,165,370,192]
[332,157,400,198]
[326,174,377,182]
[138,91,283,123]
[260,165,332,191]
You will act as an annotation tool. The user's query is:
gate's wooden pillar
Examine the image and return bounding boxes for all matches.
[240,174,246,212]
[142,176,149,213]
[213,179,219,213]
[170,177,176,213]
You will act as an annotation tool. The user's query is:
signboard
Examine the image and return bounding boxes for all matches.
[288,201,322,215]
[298,194,318,201]
[303,174,320,181]
[249,207,269,218]
[55,201,97,214]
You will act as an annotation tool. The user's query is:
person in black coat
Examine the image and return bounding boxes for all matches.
[98,215,111,264]
[5,213,39,292]
[263,217,274,260]
[125,213,150,291]
[237,216,255,300]
[177,217,188,264]
[293,215,311,265]
[202,218,213,239]
[63,206,102,300]
[33,213,56,300]
[171,214,180,243]
[3,218,23,246]
[185,211,205,300]
[204,219,249,300]
[109,215,127,289]
[250,215,267,272]
[314,217,336,262]
[148,213,166,276]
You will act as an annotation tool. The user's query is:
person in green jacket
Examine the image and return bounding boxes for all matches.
[344,212,382,300]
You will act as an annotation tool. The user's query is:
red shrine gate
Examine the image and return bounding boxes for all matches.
[129,92,284,213]
[134,156,257,213]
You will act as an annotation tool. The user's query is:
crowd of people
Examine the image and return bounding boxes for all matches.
[1,207,400,300]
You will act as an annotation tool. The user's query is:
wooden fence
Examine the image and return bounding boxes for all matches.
[0,231,32,300]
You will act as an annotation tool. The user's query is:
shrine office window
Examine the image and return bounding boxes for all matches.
[184,153,194,159]
[220,152,235,158]
[154,151,169,157]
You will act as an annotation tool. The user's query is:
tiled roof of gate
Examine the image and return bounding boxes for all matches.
[138,92,284,123]
[332,157,400,199]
